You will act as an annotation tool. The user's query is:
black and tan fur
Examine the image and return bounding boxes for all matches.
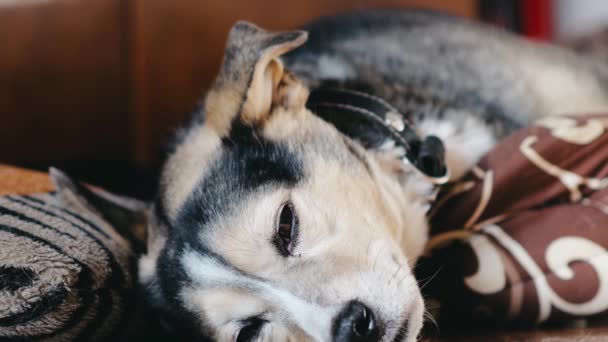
[85,9,608,342]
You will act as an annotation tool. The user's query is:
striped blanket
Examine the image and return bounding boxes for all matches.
[0,168,145,341]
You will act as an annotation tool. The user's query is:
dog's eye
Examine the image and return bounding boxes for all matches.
[236,317,266,342]
[273,201,298,257]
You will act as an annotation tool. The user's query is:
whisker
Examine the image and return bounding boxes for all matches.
[372,246,383,273]
[366,240,373,268]
[388,263,402,286]
[396,269,412,289]
[423,309,439,331]
[418,266,443,290]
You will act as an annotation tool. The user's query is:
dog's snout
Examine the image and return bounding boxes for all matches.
[333,301,381,342]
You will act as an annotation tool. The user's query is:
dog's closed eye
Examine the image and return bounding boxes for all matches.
[272,201,299,257]
[236,317,267,342]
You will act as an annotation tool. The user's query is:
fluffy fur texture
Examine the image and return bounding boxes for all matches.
[136,10,608,342]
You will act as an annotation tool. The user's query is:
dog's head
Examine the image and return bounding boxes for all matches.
[140,22,431,342]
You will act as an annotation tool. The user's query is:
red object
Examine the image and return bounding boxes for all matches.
[521,0,553,40]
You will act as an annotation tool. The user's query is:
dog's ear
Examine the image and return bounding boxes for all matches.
[50,167,148,252]
[205,21,308,136]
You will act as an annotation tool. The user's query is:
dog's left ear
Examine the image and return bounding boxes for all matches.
[205,21,308,136]
[50,168,148,252]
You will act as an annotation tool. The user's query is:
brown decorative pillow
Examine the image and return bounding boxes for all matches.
[420,114,608,327]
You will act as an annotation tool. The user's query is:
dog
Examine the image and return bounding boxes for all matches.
[58,9,608,342]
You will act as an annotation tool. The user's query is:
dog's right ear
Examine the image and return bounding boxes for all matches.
[204,21,308,137]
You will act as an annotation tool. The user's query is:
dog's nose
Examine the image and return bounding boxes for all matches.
[333,301,381,342]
